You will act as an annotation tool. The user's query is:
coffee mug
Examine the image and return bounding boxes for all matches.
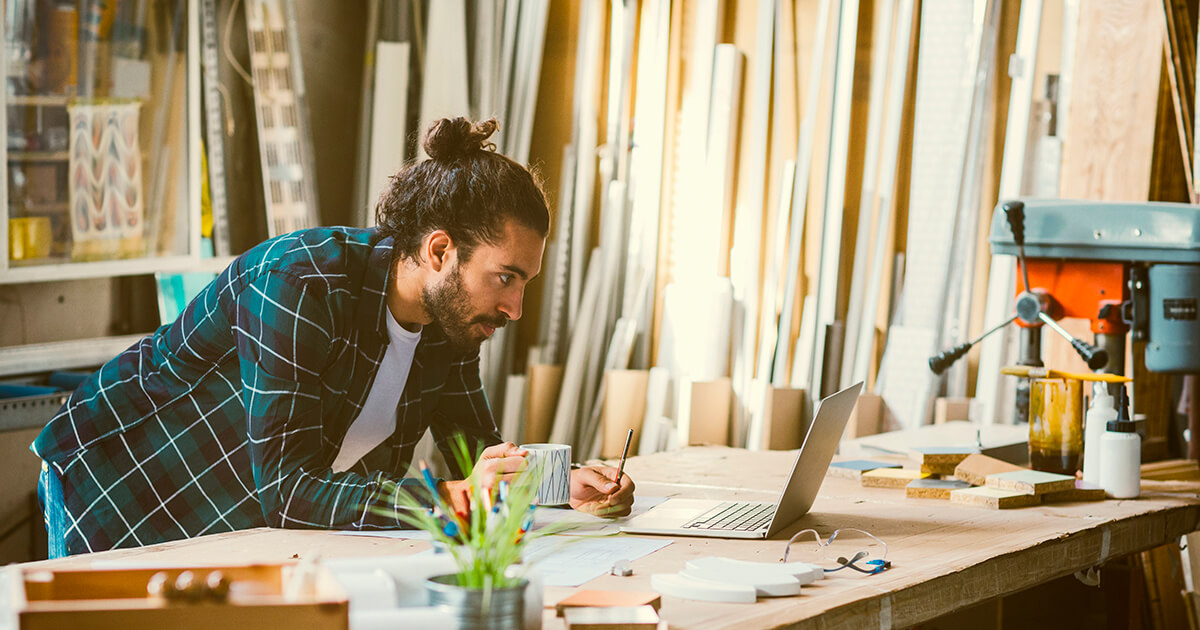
[520,443,571,506]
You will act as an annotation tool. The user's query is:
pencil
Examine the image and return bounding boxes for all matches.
[613,428,633,488]
[1000,365,1132,383]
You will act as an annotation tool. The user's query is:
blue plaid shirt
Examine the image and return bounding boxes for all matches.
[32,228,501,555]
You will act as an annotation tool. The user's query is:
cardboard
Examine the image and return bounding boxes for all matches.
[601,370,650,458]
[525,363,564,444]
[934,397,972,424]
[844,393,883,440]
[760,386,806,450]
[555,590,662,616]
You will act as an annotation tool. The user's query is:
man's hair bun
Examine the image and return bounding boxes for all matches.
[423,117,499,162]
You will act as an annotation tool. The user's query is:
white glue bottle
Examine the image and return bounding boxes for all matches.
[1099,387,1140,499]
[1083,383,1117,486]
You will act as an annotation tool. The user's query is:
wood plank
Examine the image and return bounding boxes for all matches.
[1059,0,1163,199]
[851,0,916,389]
[365,41,410,213]
[975,0,1045,425]
[954,453,1025,486]
[416,0,470,157]
[771,0,834,387]
[840,0,896,390]
[906,478,972,500]
[727,0,775,449]
[950,485,1041,509]
[985,470,1076,495]
[808,0,863,399]
[861,467,927,489]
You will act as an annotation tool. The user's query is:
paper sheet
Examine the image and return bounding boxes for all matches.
[531,495,669,535]
[523,535,672,587]
[333,529,433,540]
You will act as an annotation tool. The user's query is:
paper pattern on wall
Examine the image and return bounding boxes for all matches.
[68,102,144,260]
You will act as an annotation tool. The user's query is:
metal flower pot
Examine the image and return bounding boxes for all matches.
[425,574,528,630]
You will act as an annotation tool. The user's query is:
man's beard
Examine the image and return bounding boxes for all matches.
[422,264,506,353]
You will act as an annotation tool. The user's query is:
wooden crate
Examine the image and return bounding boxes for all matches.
[3,562,347,630]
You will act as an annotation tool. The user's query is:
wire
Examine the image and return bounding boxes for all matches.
[223,0,255,87]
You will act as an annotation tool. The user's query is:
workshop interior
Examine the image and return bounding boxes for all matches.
[2,0,1200,628]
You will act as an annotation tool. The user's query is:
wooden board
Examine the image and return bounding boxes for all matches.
[1041,480,1107,503]
[985,470,1076,496]
[1058,0,1163,200]
[828,459,901,480]
[950,486,1042,509]
[861,467,928,489]
[601,370,650,458]
[906,478,972,500]
[954,453,1025,486]
[758,386,807,451]
[911,446,978,467]
[525,363,565,444]
[920,463,959,476]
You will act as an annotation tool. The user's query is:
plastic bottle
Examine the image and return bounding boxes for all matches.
[1082,383,1117,486]
[1099,387,1140,499]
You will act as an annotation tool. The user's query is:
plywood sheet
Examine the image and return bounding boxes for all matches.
[1059,0,1162,200]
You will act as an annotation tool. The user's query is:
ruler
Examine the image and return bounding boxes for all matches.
[199,0,231,256]
[245,0,320,237]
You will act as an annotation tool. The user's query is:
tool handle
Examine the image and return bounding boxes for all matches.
[1071,338,1110,371]
[928,315,1019,375]
[929,342,971,375]
[1037,312,1110,370]
[1003,200,1026,247]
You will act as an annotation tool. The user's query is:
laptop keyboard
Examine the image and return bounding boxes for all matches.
[682,501,776,531]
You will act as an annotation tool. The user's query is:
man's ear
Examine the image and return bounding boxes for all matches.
[425,230,454,272]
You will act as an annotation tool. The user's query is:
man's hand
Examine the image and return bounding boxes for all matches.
[569,466,636,517]
[441,442,528,514]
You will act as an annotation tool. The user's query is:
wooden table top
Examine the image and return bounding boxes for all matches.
[26,446,1200,629]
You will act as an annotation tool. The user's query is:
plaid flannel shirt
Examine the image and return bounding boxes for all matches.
[31,227,501,555]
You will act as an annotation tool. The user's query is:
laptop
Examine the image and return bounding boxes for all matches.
[620,381,864,539]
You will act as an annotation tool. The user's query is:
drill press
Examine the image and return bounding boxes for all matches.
[929,198,1200,430]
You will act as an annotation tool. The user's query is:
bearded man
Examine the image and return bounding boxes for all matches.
[31,118,635,557]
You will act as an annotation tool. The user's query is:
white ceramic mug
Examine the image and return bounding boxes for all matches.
[520,443,571,506]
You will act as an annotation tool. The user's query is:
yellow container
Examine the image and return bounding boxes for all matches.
[1029,378,1084,475]
[8,217,53,261]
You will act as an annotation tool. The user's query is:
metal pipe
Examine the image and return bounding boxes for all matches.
[1015,327,1043,424]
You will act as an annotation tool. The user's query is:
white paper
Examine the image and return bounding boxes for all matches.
[333,529,433,540]
[523,535,672,587]
[530,495,669,536]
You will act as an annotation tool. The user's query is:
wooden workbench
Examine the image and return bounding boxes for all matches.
[25,447,1200,629]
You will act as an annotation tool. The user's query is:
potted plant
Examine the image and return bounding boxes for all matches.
[372,434,571,630]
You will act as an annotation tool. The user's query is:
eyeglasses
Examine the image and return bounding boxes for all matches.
[781,528,891,575]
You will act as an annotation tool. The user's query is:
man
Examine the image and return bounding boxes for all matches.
[32,118,634,557]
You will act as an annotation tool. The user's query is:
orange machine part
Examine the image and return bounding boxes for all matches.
[1015,260,1128,334]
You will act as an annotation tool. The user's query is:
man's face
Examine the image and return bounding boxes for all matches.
[422,221,545,352]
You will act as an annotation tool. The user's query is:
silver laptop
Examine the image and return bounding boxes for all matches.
[620,382,863,539]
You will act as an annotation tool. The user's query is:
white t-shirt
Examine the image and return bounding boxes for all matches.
[330,313,421,473]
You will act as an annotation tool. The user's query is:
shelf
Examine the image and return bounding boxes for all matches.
[7,95,70,107]
[7,151,68,162]
[0,254,235,284]
[0,334,144,378]
[12,202,68,214]
[0,391,70,432]
[2,255,198,283]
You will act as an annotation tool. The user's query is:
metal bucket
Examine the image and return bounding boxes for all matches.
[425,574,527,630]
